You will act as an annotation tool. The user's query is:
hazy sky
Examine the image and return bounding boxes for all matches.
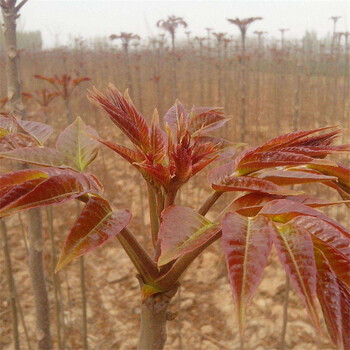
[15,0,349,47]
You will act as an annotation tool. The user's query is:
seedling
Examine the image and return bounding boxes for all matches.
[0,86,349,350]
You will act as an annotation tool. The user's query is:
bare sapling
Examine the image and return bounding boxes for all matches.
[110,32,140,95]
[157,15,187,100]
[0,0,53,348]
[227,16,262,141]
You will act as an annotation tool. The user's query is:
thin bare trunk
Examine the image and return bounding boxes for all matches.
[186,41,192,103]
[217,41,223,103]
[64,98,73,124]
[124,44,133,95]
[279,275,290,350]
[171,33,177,100]
[1,220,20,350]
[199,43,204,105]
[1,2,53,348]
[293,61,301,131]
[28,208,53,349]
[1,1,24,116]
[47,207,64,350]
[135,54,143,113]
[255,40,262,140]
[80,257,88,350]
[240,33,247,142]
[76,202,88,349]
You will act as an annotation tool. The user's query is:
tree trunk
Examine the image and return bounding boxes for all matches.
[28,208,53,349]
[1,220,20,350]
[64,98,73,124]
[171,33,177,100]
[138,283,178,350]
[1,1,24,116]
[1,2,53,349]
[240,33,247,142]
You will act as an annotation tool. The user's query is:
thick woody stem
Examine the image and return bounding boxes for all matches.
[138,280,179,350]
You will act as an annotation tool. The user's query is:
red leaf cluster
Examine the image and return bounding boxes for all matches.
[88,85,231,197]
[205,127,350,347]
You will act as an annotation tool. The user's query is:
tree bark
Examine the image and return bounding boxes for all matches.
[1,2,53,348]
[1,220,20,350]
[171,33,177,100]
[138,283,178,350]
[1,0,24,116]
[240,32,247,142]
[28,208,53,349]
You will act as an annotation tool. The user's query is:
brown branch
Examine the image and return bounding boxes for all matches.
[198,191,223,216]
[15,0,28,12]
[117,227,159,282]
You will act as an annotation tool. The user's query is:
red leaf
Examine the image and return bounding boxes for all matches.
[208,160,236,185]
[0,178,47,213]
[260,199,350,239]
[294,216,350,258]
[272,221,320,330]
[0,147,71,168]
[0,172,96,217]
[254,126,337,152]
[231,192,347,217]
[222,213,273,335]
[0,133,37,151]
[309,163,350,193]
[312,236,350,288]
[158,206,220,266]
[212,175,301,195]
[97,138,142,164]
[136,162,171,188]
[277,145,350,158]
[314,247,350,349]
[0,169,49,189]
[56,196,131,271]
[88,85,150,151]
[289,129,341,147]
[236,150,334,175]
[149,109,167,163]
[16,119,53,145]
[163,100,188,135]
[189,107,229,136]
[258,169,337,186]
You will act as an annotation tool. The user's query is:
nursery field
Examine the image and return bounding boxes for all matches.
[0,6,349,350]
